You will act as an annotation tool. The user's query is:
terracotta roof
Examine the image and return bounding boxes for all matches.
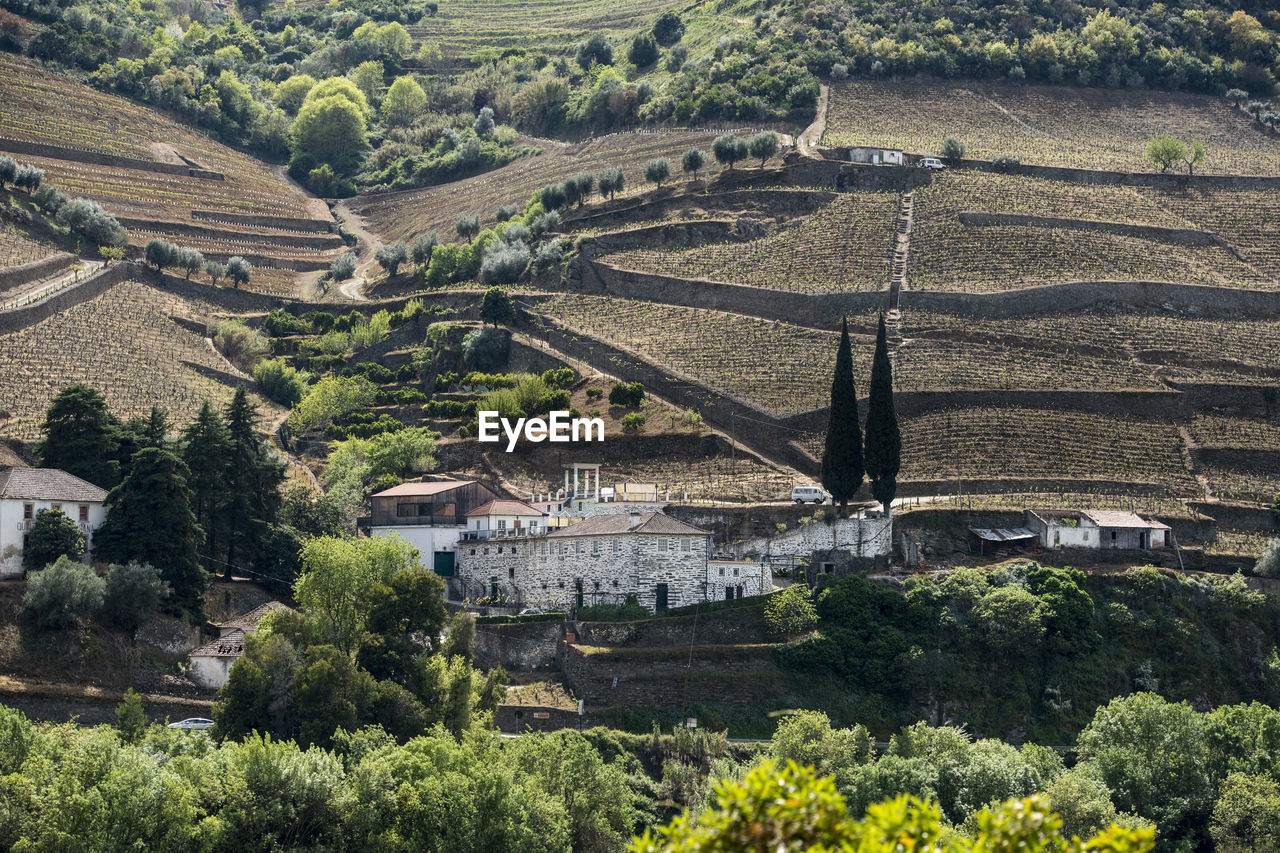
[546,511,709,538]
[0,466,107,502]
[372,479,475,498]
[191,629,247,658]
[219,601,292,633]
[466,499,546,517]
[1081,510,1170,530]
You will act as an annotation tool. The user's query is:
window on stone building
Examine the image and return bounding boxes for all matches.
[23,503,33,519]
[509,566,515,579]
[718,567,724,576]
[682,538,691,551]
[483,547,489,555]
[658,538,668,552]
[733,567,739,577]
[79,505,89,522]
[592,540,599,555]
[470,548,476,555]
[612,539,620,553]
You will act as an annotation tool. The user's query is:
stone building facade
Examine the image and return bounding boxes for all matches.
[455,511,764,613]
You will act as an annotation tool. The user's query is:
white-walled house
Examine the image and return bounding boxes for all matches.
[1026,509,1170,550]
[464,499,547,540]
[363,479,500,577]
[0,466,107,576]
[188,601,292,689]
[455,510,767,613]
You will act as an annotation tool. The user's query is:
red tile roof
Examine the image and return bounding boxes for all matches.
[466,499,546,517]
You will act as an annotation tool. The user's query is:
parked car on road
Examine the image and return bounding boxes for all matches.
[167,717,214,730]
[919,157,947,170]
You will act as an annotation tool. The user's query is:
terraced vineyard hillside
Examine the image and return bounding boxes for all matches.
[0,54,342,297]
[0,278,279,440]
[822,80,1280,175]
[350,131,742,243]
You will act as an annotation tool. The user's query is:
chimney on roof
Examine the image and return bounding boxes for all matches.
[629,511,641,530]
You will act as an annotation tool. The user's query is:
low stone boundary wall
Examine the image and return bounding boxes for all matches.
[192,210,335,233]
[958,211,1220,245]
[561,643,784,708]
[0,252,74,293]
[899,280,1280,317]
[116,217,345,250]
[0,261,131,333]
[475,620,564,671]
[0,137,224,180]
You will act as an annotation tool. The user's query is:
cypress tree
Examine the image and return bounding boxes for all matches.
[142,406,170,449]
[35,384,121,488]
[864,313,902,516]
[182,401,231,573]
[94,448,207,615]
[821,316,863,516]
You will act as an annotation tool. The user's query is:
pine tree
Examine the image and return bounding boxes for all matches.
[142,407,170,449]
[864,313,901,516]
[821,316,863,516]
[182,401,231,573]
[94,448,207,615]
[35,384,121,488]
[222,388,285,579]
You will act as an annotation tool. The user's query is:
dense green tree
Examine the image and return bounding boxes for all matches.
[652,11,684,46]
[628,33,659,68]
[293,534,421,651]
[225,256,251,288]
[382,75,427,125]
[114,688,146,744]
[357,567,448,683]
[374,241,408,276]
[103,561,170,635]
[214,631,302,740]
[771,711,875,781]
[712,134,747,170]
[292,644,378,748]
[222,388,285,578]
[597,167,625,200]
[1145,134,1185,172]
[1076,692,1214,840]
[22,508,85,571]
[93,448,207,615]
[863,314,900,516]
[1210,772,1280,852]
[35,384,121,488]
[22,554,105,629]
[681,148,705,180]
[747,131,779,167]
[821,317,863,516]
[643,157,671,187]
[576,33,613,69]
[480,286,516,325]
[290,94,368,175]
[182,401,231,572]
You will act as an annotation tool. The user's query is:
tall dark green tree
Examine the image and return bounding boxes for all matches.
[22,508,86,571]
[863,313,901,516]
[94,448,207,615]
[142,407,170,449]
[821,316,863,516]
[35,384,121,488]
[182,401,231,573]
[222,388,285,578]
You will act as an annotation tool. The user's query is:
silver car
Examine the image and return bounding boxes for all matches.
[167,717,214,730]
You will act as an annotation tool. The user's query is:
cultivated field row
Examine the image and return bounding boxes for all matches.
[822,79,1280,176]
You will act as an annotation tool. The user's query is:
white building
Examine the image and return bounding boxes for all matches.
[455,510,768,613]
[848,146,905,165]
[0,466,107,576]
[1026,509,1170,550]
[464,499,547,540]
[364,479,500,577]
[188,601,292,689]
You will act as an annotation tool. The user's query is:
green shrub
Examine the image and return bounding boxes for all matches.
[23,555,105,630]
[609,381,645,407]
[22,508,85,571]
[1255,539,1280,578]
[764,585,818,639]
[103,561,169,634]
[212,319,270,370]
[254,358,312,407]
[621,412,647,433]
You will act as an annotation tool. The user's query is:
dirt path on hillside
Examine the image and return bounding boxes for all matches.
[796,83,829,157]
[330,198,384,301]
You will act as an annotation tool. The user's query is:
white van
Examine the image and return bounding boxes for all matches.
[919,157,947,170]
[791,486,826,504]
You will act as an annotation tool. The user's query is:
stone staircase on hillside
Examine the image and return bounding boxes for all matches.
[889,190,914,310]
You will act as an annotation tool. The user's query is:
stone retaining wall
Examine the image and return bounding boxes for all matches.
[0,261,131,334]
[958,211,1220,245]
[475,620,564,671]
[192,210,335,233]
[116,217,345,250]
[561,643,784,708]
[0,137,224,180]
[0,252,74,292]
